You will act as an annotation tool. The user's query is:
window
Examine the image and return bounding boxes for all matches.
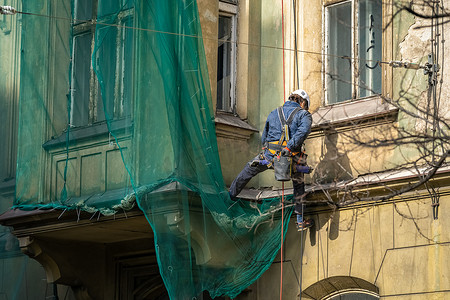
[71,0,133,127]
[325,0,382,104]
[327,291,379,299]
[303,276,379,300]
[217,1,237,113]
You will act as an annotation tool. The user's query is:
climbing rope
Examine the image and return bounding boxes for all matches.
[280,0,286,299]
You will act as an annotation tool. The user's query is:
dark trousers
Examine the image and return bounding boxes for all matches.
[229,155,305,220]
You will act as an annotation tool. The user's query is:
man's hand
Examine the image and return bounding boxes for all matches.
[280,147,291,156]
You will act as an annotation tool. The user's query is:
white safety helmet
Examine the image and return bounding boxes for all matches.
[290,89,310,109]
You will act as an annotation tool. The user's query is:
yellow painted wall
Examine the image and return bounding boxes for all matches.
[239,191,450,299]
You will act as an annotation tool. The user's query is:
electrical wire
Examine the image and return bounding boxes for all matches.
[0,6,399,67]
[427,0,444,220]
[5,3,447,296]
[293,0,300,88]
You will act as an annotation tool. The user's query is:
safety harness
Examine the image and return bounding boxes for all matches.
[266,106,312,181]
[267,106,301,155]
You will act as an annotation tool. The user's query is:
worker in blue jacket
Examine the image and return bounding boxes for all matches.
[229,89,313,230]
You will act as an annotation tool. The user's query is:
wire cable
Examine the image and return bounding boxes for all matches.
[1,6,402,67]
[293,0,300,89]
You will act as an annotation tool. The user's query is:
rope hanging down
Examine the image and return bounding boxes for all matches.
[0,6,16,15]
[280,0,286,297]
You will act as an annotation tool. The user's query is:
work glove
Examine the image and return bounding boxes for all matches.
[280,147,291,157]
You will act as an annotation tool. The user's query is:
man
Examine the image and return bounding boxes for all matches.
[229,89,313,230]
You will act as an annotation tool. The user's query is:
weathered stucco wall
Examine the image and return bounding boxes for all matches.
[197,0,219,109]
[234,191,450,299]
[232,0,450,298]
[398,2,450,137]
[298,0,323,112]
[256,0,286,190]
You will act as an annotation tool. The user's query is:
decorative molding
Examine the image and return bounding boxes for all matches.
[215,112,258,140]
[235,165,450,203]
[18,236,61,283]
[42,119,133,150]
[303,276,379,299]
[219,1,238,14]
[310,96,398,135]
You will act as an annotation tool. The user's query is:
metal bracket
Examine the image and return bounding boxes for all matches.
[423,53,440,86]
[389,53,439,86]
[388,60,421,69]
[430,187,440,220]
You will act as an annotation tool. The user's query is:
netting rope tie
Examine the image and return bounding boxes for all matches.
[0,6,17,15]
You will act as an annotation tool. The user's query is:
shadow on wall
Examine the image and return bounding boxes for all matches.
[305,128,351,244]
[306,209,340,248]
[312,129,353,184]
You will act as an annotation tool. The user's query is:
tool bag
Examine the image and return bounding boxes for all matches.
[273,106,301,181]
[291,147,313,178]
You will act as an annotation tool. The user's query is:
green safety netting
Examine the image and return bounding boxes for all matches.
[0,234,46,299]
[0,228,49,299]
[0,198,48,299]
[15,0,293,298]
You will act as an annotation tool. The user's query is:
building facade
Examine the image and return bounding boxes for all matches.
[0,0,449,299]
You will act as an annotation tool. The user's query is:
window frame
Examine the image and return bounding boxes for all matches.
[325,290,379,299]
[217,1,238,114]
[302,276,380,300]
[323,0,383,106]
[70,0,134,127]
[220,0,238,4]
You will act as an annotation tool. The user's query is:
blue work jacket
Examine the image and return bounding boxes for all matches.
[261,101,312,159]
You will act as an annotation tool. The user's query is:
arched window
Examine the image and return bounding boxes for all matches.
[303,276,379,300]
[326,291,379,299]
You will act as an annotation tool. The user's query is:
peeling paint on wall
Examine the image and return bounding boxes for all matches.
[399,8,450,134]
[415,89,450,133]
[203,9,217,23]
[399,18,431,62]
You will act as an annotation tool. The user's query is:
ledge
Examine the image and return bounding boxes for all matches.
[234,164,450,202]
[0,178,15,196]
[215,112,258,140]
[311,96,398,130]
[346,163,450,187]
[0,206,147,240]
[42,118,133,150]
